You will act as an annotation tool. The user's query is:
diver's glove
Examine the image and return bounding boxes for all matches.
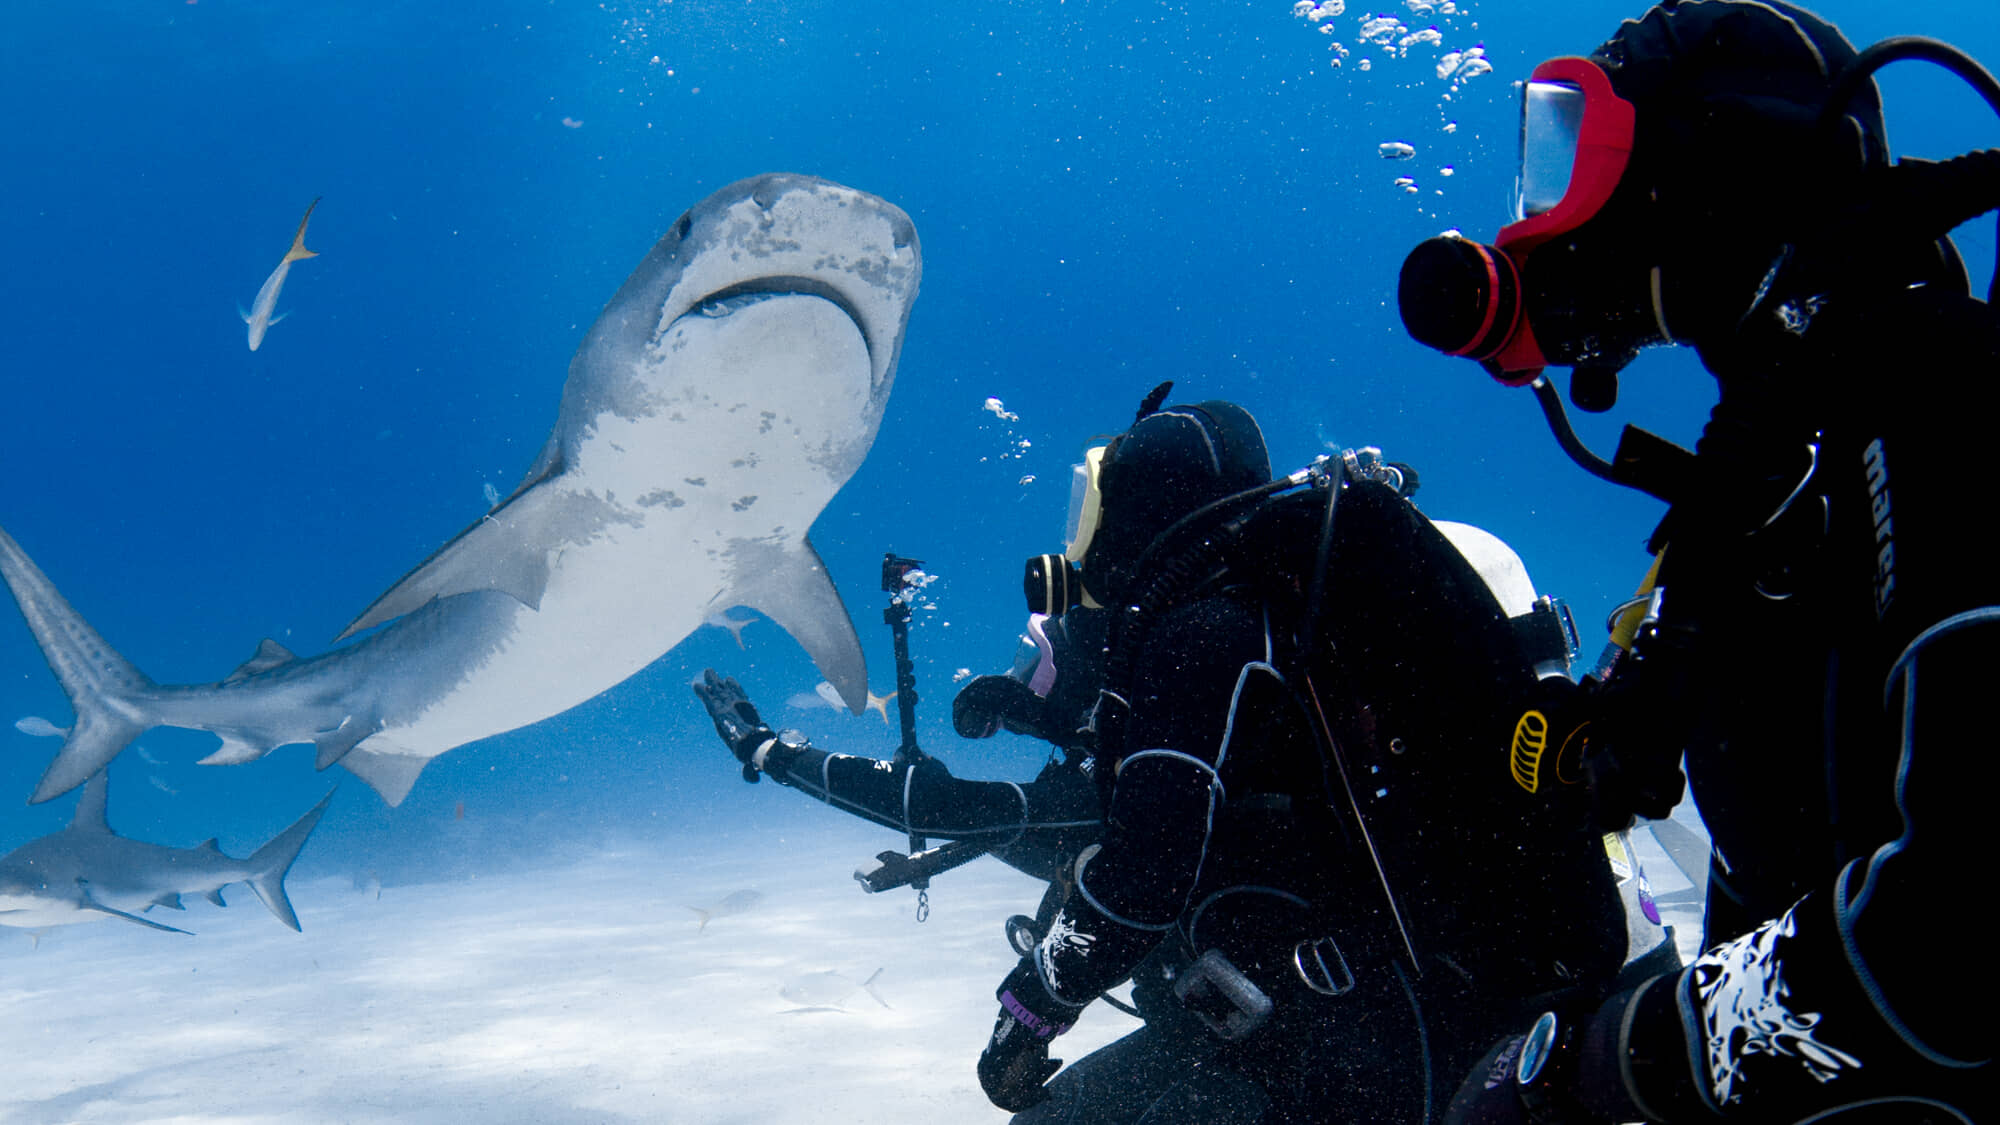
[692,670,803,783]
[953,674,1051,741]
[978,959,1076,1112]
[1442,980,1693,1125]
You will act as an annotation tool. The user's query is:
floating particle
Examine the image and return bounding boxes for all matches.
[1398,28,1441,51]
[1379,141,1415,159]
[1358,58,1373,71]
[1437,50,1463,79]
[561,117,583,128]
[1439,166,1454,176]
[1018,474,1036,486]
[1443,121,1458,133]
[1394,176,1417,188]
[982,396,1019,422]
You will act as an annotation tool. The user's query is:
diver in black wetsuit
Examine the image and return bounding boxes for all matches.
[1397,3,1995,1120]
[693,594,1109,892]
[970,395,1647,1124]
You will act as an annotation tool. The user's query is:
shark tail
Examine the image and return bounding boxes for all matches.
[859,967,892,1009]
[243,789,335,932]
[285,197,321,263]
[0,524,159,804]
[688,906,712,933]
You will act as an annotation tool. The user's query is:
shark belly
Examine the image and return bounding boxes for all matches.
[356,293,873,758]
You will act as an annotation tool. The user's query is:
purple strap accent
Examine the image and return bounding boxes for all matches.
[1026,614,1058,698]
[1000,990,1072,1040]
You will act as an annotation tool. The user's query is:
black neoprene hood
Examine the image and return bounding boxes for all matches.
[1081,400,1272,608]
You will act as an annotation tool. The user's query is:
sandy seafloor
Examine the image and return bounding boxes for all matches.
[0,803,1707,1125]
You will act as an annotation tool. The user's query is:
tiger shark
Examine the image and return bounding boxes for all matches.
[0,172,921,806]
[0,773,331,933]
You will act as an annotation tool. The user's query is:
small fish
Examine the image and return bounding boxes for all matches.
[780,967,891,1010]
[792,680,895,722]
[14,716,67,739]
[688,888,764,933]
[704,609,759,649]
[241,197,321,351]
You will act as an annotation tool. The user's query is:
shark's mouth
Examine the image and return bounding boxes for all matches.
[684,276,877,382]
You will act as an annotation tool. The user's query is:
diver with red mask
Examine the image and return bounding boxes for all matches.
[1398,2,1995,1120]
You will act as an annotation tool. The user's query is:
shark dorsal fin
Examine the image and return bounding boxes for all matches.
[226,638,298,683]
[70,772,111,834]
[197,838,224,856]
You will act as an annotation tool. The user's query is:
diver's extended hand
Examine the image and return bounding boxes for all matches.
[693,670,775,774]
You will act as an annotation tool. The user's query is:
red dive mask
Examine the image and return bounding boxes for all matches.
[1399,57,1637,383]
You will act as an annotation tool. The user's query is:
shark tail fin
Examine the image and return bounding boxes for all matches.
[244,789,335,932]
[688,906,712,933]
[0,524,159,804]
[859,967,892,1009]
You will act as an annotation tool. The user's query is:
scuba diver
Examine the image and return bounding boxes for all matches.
[960,390,1652,1123]
[1397,2,1995,1120]
[697,388,1669,1122]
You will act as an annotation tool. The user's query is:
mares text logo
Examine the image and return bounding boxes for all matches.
[1863,438,1896,618]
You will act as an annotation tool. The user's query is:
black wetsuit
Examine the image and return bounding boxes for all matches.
[1015,485,1637,1124]
[1599,279,1996,1119]
[753,609,1111,887]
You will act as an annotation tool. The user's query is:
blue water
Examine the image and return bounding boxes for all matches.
[0,0,1993,898]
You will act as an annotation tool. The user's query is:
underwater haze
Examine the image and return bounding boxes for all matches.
[1,1,1995,1121]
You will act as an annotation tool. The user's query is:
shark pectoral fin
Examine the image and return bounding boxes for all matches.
[729,537,867,714]
[204,888,227,907]
[244,789,334,932]
[238,302,252,324]
[334,470,566,641]
[339,747,429,807]
[76,880,191,934]
[313,715,382,770]
[269,310,290,327]
[226,638,298,683]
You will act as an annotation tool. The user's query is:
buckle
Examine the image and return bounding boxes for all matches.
[1293,936,1357,997]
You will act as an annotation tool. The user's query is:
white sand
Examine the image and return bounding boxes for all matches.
[0,822,1141,1124]
[0,802,1710,1124]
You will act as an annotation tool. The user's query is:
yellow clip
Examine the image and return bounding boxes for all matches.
[1510,709,1549,793]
